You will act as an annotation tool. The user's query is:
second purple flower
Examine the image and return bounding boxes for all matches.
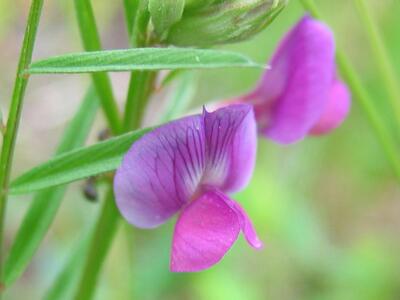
[236,15,351,144]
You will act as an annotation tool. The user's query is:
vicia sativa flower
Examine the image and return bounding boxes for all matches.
[235,15,351,144]
[114,104,262,272]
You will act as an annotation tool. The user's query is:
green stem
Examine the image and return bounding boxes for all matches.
[299,0,400,180]
[74,188,120,300]
[123,0,154,131]
[74,0,122,134]
[336,52,400,179]
[73,2,154,299]
[123,0,140,40]
[124,71,155,131]
[0,0,44,285]
[354,0,400,131]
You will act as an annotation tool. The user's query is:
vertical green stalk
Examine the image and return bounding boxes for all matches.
[73,1,155,299]
[123,0,140,42]
[354,0,400,130]
[74,188,120,300]
[0,0,44,284]
[72,1,124,299]
[336,52,400,179]
[74,0,122,134]
[123,0,154,131]
[299,0,400,180]
[123,71,155,130]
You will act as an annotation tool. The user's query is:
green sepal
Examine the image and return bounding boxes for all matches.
[148,0,185,38]
[166,0,287,46]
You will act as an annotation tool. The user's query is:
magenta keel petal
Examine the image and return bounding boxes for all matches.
[309,79,351,135]
[224,197,263,249]
[170,190,241,272]
[171,189,262,272]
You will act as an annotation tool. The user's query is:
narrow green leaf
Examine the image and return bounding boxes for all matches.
[10,127,152,194]
[123,0,140,37]
[44,227,92,300]
[0,0,44,280]
[0,107,5,136]
[25,48,262,74]
[3,88,98,286]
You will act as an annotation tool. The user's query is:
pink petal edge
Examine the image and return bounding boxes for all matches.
[309,79,351,135]
[170,189,262,272]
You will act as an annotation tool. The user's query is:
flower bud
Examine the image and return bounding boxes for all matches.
[148,0,185,38]
[184,0,219,10]
[164,0,287,46]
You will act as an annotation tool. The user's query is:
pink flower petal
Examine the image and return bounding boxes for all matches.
[242,15,336,144]
[224,195,263,249]
[171,189,261,272]
[309,79,351,135]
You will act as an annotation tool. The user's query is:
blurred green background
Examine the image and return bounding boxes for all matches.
[1,0,399,299]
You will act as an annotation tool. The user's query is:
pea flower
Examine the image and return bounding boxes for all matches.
[114,104,262,272]
[234,15,351,144]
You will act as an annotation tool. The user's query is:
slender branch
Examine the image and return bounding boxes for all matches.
[123,0,154,131]
[354,0,400,131]
[299,0,400,180]
[336,51,400,179]
[74,0,122,134]
[73,1,153,298]
[123,0,140,40]
[0,0,44,286]
[124,71,155,130]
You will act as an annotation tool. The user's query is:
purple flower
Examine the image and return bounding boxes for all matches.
[236,15,351,144]
[114,104,262,272]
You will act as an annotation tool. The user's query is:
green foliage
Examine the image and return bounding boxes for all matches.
[0,0,44,281]
[10,127,152,194]
[26,48,262,74]
[74,0,121,134]
[44,232,91,300]
[3,0,400,299]
[3,89,98,287]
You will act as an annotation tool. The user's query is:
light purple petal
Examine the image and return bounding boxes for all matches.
[171,189,261,272]
[309,79,351,135]
[114,114,206,228]
[244,15,336,144]
[114,104,256,228]
[203,104,257,193]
